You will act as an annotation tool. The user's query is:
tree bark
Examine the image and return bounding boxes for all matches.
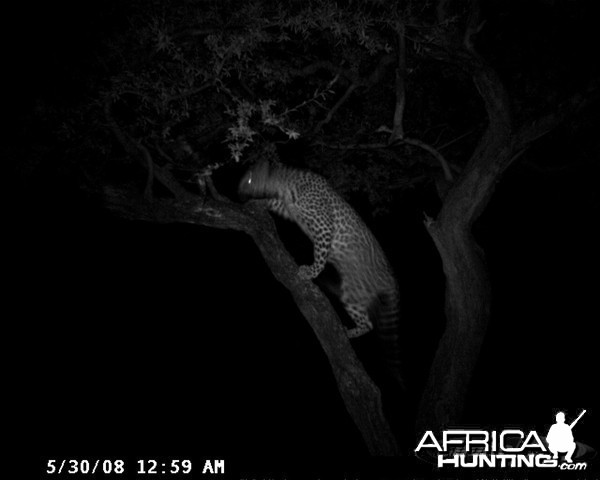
[417,129,511,433]
[416,21,515,431]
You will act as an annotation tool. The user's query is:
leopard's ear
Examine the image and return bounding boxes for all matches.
[245,143,279,169]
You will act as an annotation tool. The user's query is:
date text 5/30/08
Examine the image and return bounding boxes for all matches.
[44,459,199,475]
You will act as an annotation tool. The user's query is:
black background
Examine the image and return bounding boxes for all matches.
[5,1,598,478]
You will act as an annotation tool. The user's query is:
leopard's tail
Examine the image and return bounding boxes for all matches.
[370,287,404,389]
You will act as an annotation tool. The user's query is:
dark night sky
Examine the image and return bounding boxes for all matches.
[8,1,599,478]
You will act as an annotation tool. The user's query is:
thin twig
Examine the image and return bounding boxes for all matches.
[401,137,454,181]
[282,74,340,116]
[136,141,154,200]
[390,20,407,142]
[437,128,476,150]
[103,96,188,199]
[316,135,454,182]
[314,83,358,132]
[163,81,214,103]
[314,140,388,150]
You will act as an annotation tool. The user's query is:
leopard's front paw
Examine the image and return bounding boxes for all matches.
[298,265,315,280]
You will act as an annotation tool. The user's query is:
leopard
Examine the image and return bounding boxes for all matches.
[239,160,402,385]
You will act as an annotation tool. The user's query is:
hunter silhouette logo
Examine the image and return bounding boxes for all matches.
[546,410,585,463]
[415,409,595,470]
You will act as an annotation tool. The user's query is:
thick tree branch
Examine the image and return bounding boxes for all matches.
[102,178,398,456]
[417,0,512,433]
[463,0,486,52]
[418,126,510,434]
[337,126,454,181]
[424,39,512,223]
[416,0,597,435]
[513,81,600,151]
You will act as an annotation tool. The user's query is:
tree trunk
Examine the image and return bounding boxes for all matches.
[416,0,596,436]
[414,0,516,428]
[418,217,491,432]
[417,127,512,434]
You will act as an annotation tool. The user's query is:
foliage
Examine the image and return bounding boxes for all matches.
[22,0,593,214]
[59,0,440,205]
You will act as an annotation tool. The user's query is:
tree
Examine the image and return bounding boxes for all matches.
[16,0,598,456]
